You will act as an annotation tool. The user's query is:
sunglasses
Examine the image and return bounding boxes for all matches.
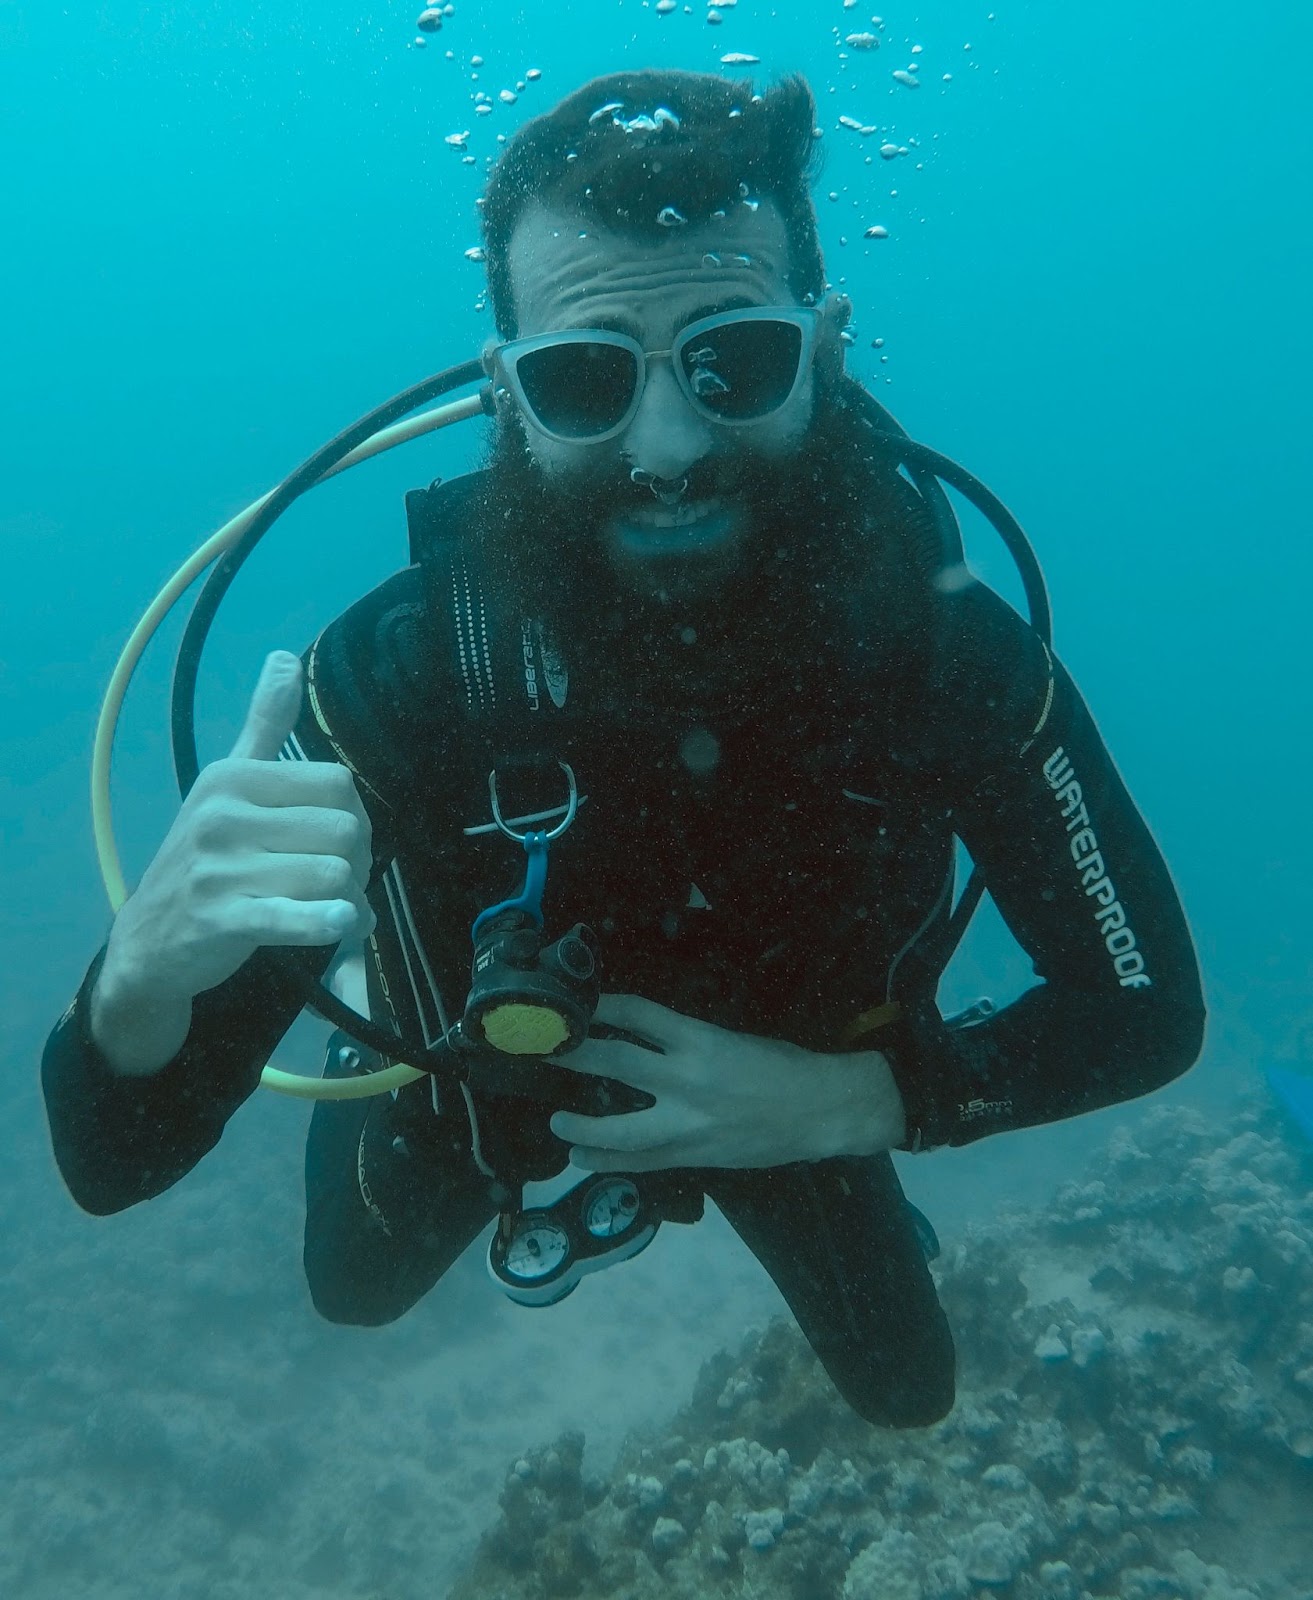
[491,306,821,444]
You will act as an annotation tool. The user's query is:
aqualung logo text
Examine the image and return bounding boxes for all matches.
[1043,747,1152,990]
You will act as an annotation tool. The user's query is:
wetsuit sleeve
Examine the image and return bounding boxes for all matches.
[40,942,335,1215]
[39,622,402,1216]
[883,585,1205,1151]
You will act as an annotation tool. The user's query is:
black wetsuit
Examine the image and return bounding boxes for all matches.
[41,463,1204,1428]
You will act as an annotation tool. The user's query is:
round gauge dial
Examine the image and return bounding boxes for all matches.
[504,1220,570,1281]
[583,1179,641,1239]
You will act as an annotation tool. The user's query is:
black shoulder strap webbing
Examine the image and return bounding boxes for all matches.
[404,470,590,826]
[406,471,500,723]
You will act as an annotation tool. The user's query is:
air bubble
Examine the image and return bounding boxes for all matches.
[657,206,688,228]
[680,729,721,775]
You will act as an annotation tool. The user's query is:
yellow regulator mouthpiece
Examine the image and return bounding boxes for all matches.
[480,1003,571,1057]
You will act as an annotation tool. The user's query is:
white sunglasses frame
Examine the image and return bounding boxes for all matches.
[491,305,822,445]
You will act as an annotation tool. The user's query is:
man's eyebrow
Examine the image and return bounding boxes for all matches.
[680,296,758,328]
[575,297,762,340]
[585,311,643,336]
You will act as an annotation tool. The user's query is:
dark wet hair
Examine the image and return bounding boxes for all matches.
[480,69,826,338]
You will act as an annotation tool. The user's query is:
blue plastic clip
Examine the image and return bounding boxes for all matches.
[471,763,578,939]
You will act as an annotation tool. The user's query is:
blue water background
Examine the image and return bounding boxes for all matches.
[0,0,1309,1585]
[5,0,1309,1138]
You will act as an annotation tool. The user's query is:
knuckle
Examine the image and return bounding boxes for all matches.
[184,851,225,901]
[190,761,223,798]
[326,807,364,856]
[188,796,231,848]
[314,854,353,896]
[198,756,252,797]
[317,761,354,798]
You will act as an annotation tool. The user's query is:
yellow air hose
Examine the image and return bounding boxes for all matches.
[92,389,486,1101]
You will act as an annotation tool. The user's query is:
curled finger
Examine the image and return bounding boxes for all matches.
[549,1106,673,1152]
[223,892,372,949]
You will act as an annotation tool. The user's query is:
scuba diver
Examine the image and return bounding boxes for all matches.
[41,69,1205,1428]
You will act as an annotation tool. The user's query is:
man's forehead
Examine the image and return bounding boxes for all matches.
[506,199,796,335]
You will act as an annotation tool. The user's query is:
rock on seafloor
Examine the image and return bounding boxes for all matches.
[446,1101,1313,1599]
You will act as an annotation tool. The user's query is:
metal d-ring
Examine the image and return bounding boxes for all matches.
[487,761,579,844]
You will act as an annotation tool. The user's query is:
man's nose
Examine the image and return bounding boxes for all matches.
[622,359,713,482]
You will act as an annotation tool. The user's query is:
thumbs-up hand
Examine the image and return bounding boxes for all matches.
[91,651,375,1076]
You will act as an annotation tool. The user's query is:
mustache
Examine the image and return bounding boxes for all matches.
[489,406,777,492]
[491,426,780,518]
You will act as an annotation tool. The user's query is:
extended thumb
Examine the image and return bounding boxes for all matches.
[229,651,304,761]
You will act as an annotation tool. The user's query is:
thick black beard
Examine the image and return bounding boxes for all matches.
[475,381,891,655]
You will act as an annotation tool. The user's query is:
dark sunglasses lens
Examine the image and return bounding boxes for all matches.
[513,341,638,438]
[679,318,804,419]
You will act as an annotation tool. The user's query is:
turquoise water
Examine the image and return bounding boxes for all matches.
[2,2,1310,1594]
[4,1,1309,1051]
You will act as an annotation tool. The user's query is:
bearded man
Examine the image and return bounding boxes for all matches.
[42,70,1204,1427]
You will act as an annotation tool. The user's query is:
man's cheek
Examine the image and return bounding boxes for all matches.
[523,434,563,475]
[533,438,615,491]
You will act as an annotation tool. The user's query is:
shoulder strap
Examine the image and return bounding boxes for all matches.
[405,471,593,824]
[408,471,583,723]
[406,472,501,723]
